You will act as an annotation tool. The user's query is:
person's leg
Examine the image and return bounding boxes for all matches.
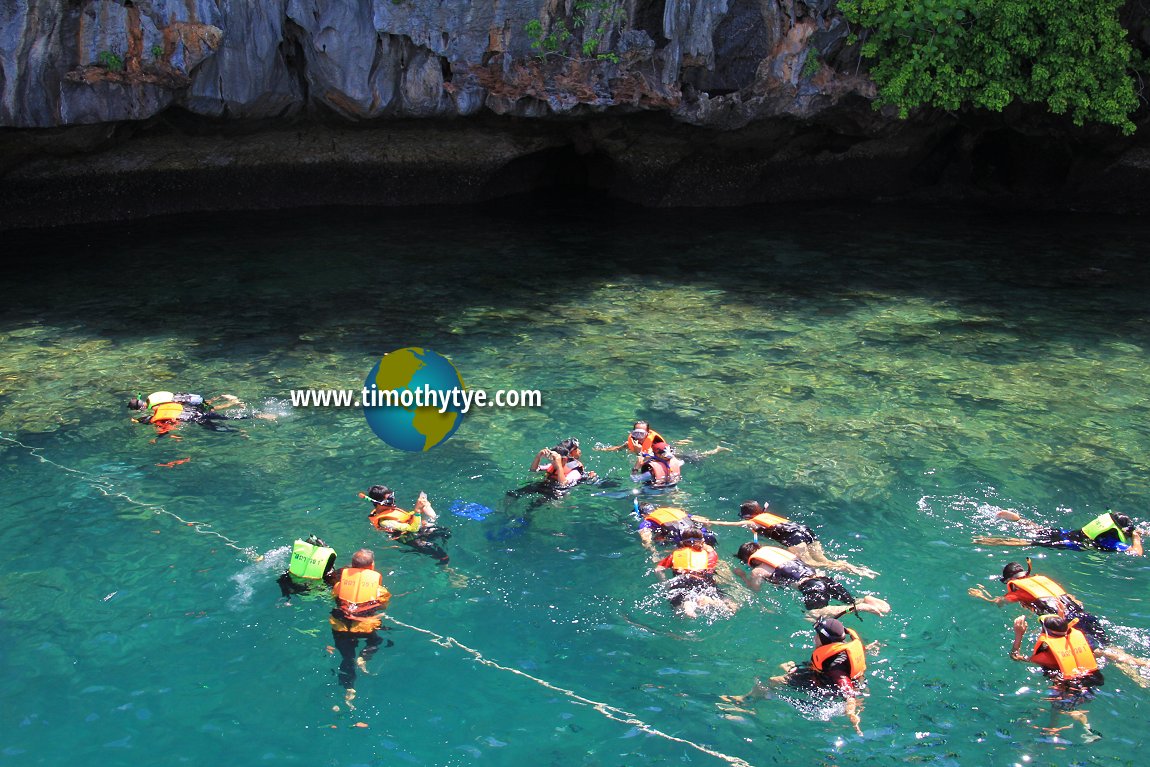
[357,630,385,674]
[333,632,359,691]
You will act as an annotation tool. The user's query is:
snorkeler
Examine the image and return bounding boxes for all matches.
[654,528,738,618]
[128,390,271,436]
[364,486,450,562]
[694,500,878,578]
[326,548,392,710]
[276,535,337,605]
[969,561,1150,687]
[720,617,874,737]
[733,542,890,622]
[596,421,668,454]
[596,419,728,463]
[974,509,1143,556]
[509,438,599,502]
[1009,614,1104,743]
[636,502,717,556]
[632,441,683,488]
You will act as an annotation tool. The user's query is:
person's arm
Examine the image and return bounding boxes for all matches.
[414,491,437,526]
[690,516,752,528]
[734,566,765,592]
[1009,615,1029,661]
[1128,529,1144,556]
[277,572,295,601]
[844,695,863,737]
[595,442,627,452]
[967,584,1006,605]
[529,448,551,472]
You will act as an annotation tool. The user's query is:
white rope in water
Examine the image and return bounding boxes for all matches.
[0,435,255,557]
[384,614,755,767]
[4,435,752,766]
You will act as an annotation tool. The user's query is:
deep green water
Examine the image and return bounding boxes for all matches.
[2,202,1149,767]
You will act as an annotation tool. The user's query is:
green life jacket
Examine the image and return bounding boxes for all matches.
[1080,512,1127,545]
[289,539,336,579]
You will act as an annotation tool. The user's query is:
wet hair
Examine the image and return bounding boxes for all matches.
[367,485,392,503]
[735,541,761,563]
[638,503,657,514]
[557,437,580,453]
[127,397,145,410]
[680,528,705,543]
[1112,512,1134,532]
[350,548,374,568]
[551,445,570,458]
[1041,615,1070,637]
[633,421,649,430]
[739,501,762,518]
[815,618,847,643]
[1000,562,1027,583]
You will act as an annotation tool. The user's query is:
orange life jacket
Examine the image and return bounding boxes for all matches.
[645,507,689,526]
[646,459,680,485]
[1031,627,1098,679]
[369,505,415,531]
[151,401,184,422]
[332,567,389,617]
[811,627,866,679]
[1007,574,1066,600]
[670,546,717,573]
[748,547,798,569]
[750,512,790,528]
[626,429,665,454]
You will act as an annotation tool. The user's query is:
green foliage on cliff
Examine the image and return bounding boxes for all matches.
[525,0,625,63]
[838,0,1142,133]
[97,50,124,72]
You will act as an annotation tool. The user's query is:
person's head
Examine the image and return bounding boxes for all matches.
[367,485,394,505]
[127,396,145,411]
[739,501,763,519]
[1112,511,1136,535]
[558,437,581,457]
[1000,561,1027,583]
[735,541,762,564]
[638,503,656,515]
[304,534,327,548]
[814,617,847,646]
[630,422,650,441]
[652,441,674,459]
[350,548,374,568]
[550,445,570,460]
[1040,615,1071,637]
[680,528,705,548]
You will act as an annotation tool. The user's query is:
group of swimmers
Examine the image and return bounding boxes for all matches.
[131,398,1148,737]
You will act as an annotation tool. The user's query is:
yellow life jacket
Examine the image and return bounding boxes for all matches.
[811,628,866,679]
[332,567,389,616]
[145,391,175,409]
[670,547,714,573]
[748,547,798,569]
[1080,512,1127,544]
[369,505,419,533]
[645,507,689,525]
[1032,627,1098,679]
[150,402,184,422]
[288,539,336,580]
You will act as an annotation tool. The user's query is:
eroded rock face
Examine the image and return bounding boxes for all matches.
[0,0,874,127]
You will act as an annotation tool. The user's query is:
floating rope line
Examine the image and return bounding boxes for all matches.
[5,435,749,764]
[1,435,256,558]
[384,614,755,767]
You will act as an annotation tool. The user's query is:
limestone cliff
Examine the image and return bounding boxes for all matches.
[1,0,1148,227]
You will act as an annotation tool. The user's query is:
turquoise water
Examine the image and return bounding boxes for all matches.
[2,202,1149,766]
